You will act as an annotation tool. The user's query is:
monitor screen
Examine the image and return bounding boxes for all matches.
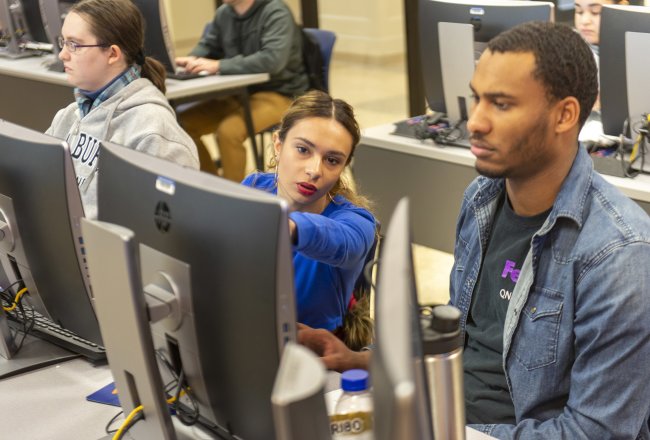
[599,4,650,136]
[0,119,102,376]
[418,0,554,116]
[372,198,434,440]
[131,0,177,74]
[96,141,297,440]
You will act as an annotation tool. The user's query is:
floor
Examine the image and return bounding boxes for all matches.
[204,53,455,306]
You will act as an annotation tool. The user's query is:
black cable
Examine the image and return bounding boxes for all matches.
[1,280,34,353]
[105,409,124,435]
[618,116,649,178]
[11,300,35,352]
[155,349,200,426]
[0,279,27,306]
[362,258,379,293]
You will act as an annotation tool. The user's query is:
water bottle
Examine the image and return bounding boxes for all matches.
[330,369,374,439]
[421,305,465,440]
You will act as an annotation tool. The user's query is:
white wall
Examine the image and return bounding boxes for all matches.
[164,0,215,56]
[320,0,405,59]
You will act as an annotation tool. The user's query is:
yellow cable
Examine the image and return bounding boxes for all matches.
[111,393,184,439]
[2,287,28,312]
[630,134,641,162]
[112,405,143,440]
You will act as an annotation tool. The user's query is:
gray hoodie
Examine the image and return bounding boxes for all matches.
[46,78,199,219]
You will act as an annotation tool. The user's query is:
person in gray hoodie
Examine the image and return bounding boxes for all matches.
[175,0,309,181]
[46,0,199,219]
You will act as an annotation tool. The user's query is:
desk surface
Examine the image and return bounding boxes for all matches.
[1,357,493,440]
[0,55,269,101]
[0,358,116,440]
[361,123,650,204]
[354,123,650,252]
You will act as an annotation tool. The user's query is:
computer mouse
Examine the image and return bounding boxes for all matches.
[198,70,210,76]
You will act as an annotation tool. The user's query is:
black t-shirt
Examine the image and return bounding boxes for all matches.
[463,194,549,424]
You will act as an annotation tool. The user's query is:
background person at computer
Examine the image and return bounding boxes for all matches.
[575,0,628,112]
[45,0,199,219]
[175,0,309,182]
[301,22,650,439]
[574,0,628,46]
[242,91,376,340]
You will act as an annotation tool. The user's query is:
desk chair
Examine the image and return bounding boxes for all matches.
[304,28,336,93]
[256,28,337,170]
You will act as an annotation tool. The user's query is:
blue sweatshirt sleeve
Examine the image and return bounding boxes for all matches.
[290,207,375,269]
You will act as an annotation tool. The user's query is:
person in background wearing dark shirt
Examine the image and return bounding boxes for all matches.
[175,0,308,181]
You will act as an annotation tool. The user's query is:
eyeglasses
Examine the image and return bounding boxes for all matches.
[57,36,109,53]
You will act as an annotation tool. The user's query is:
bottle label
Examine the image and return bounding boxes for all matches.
[329,411,373,438]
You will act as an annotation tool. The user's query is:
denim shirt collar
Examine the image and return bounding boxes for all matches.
[543,146,592,230]
[474,145,590,239]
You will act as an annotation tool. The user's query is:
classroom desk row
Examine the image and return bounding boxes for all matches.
[0,54,269,168]
[353,123,650,254]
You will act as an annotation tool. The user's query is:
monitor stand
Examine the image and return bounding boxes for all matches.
[0,49,39,59]
[0,332,78,380]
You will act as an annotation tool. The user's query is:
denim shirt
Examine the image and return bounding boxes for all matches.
[451,146,650,439]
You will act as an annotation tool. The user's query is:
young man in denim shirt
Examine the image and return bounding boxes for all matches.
[299,21,650,439]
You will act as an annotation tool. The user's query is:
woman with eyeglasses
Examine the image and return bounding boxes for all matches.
[46,0,198,219]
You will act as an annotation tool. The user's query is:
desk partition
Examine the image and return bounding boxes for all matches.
[354,124,650,254]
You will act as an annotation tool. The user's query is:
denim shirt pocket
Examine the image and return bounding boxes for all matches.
[511,286,563,371]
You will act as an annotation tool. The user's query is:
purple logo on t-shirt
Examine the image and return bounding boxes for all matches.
[501,259,520,283]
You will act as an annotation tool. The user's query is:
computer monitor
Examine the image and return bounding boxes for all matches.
[418,0,554,119]
[0,119,102,378]
[96,141,297,440]
[371,197,434,440]
[38,0,75,71]
[20,0,48,43]
[131,0,177,74]
[0,0,31,57]
[599,4,650,136]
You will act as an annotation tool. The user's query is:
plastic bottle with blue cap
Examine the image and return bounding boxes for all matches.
[330,369,374,439]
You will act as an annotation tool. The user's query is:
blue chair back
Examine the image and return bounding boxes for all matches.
[303,28,336,92]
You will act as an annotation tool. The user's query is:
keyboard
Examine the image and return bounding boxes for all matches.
[167,69,203,80]
[392,115,471,148]
[6,309,106,361]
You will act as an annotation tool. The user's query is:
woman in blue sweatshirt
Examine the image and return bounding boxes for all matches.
[242,90,376,339]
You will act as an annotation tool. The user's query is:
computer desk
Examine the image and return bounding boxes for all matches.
[0,55,269,169]
[1,356,495,439]
[352,123,650,254]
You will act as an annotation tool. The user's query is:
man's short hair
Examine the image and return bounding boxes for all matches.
[487,21,598,128]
